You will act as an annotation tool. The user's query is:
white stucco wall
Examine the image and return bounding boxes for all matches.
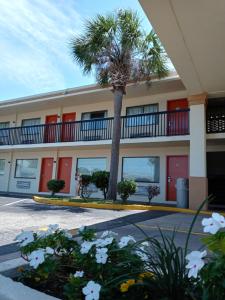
[0,144,189,203]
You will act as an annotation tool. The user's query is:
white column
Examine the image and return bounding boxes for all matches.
[188,93,208,210]
[189,103,206,177]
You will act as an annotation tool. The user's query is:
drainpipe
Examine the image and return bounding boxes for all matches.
[7,151,13,193]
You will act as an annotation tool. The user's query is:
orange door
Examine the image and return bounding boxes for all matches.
[167,156,189,201]
[57,157,72,193]
[62,113,76,142]
[39,158,54,192]
[167,99,189,135]
[45,115,58,143]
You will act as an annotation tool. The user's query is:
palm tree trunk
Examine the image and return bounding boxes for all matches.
[107,88,123,200]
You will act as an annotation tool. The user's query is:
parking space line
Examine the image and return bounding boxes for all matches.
[1,199,29,207]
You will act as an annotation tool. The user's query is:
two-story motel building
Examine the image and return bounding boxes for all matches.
[1,0,225,210]
[0,72,224,209]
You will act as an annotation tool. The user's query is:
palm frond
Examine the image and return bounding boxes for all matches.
[70,10,169,88]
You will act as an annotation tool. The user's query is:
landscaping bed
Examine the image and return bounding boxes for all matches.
[6,200,225,300]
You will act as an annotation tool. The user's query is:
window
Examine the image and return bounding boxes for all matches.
[122,157,160,183]
[0,122,10,129]
[81,111,107,130]
[0,122,10,144]
[77,158,107,175]
[126,104,158,126]
[21,118,41,142]
[15,159,38,179]
[21,118,41,127]
[0,159,6,175]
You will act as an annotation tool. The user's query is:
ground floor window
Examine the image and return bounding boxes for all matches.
[0,159,5,175]
[76,157,107,175]
[15,159,38,179]
[122,157,160,183]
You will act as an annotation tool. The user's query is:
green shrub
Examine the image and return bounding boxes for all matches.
[79,175,92,198]
[117,180,136,203]
[47,179,65,196]
[91,171,110,199]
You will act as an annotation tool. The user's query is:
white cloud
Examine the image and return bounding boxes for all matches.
[0,0,83,93]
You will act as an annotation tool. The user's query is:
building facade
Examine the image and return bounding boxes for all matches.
[0,74,224,209]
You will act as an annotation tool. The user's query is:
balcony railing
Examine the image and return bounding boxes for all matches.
[0,109,190,146]
[207,108,225,133]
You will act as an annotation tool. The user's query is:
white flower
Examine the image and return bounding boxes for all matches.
[74,270,84,278]
[15,231,34,247]
[45,247,54,255]
[82,281,101,300]
[80,241,94,254]
[95,247,108,264]
[101,230,118,238]
[118,236,136,248]
[135,247,148,261]
[141,241,149,247]
[95,237,113,247]
[37,229,52,238]
[28,249,45,269]
[202,213,225,234]
[186,250,207,278]
[48,224,59,232]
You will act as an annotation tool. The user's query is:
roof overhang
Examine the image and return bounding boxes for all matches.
[140,0,225,97]
[0,74,185,115]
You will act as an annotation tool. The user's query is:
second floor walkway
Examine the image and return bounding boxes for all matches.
[0,109,190,147]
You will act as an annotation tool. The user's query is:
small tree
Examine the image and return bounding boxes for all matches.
[147,185,160,204]
[47,179,65,197]
[91,171,110,199]
[79,175,92,198]
[117,180,136,203]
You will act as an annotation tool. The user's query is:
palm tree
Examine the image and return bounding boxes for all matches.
[71,10,168,201]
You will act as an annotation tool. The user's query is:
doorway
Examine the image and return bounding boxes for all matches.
[166,155,189,201]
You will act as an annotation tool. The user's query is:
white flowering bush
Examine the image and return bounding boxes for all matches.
[16,198,225,300]
[16,226,147,299]
[184,212,225,299]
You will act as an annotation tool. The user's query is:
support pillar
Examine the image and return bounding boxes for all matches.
[188,93,208,210]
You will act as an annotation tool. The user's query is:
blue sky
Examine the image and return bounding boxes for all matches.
[0,0,152,101]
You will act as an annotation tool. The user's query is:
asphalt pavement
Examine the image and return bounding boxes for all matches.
[0,196,207,262]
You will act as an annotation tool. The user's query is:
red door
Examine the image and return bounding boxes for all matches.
[39,158,54,192]
[62,113,76,142]
[166,156,189,201]
[167,99,189,135]
[45,115,58,143]
[57,157,72,193]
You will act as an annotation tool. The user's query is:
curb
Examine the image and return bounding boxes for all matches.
[33,196,217,216]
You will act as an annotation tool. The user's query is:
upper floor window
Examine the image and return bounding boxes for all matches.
[15,159,38,179]
[0,122,10,129]
[21,118,41,127]
[81,111,107,130]
[126,104,158,126]
[0,122,10,145]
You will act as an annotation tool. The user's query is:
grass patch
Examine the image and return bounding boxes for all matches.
[69,198,124,204]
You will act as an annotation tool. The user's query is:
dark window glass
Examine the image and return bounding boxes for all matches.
[126,104,158,126]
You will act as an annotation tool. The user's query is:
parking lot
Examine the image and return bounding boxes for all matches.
[0,196,206,262]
